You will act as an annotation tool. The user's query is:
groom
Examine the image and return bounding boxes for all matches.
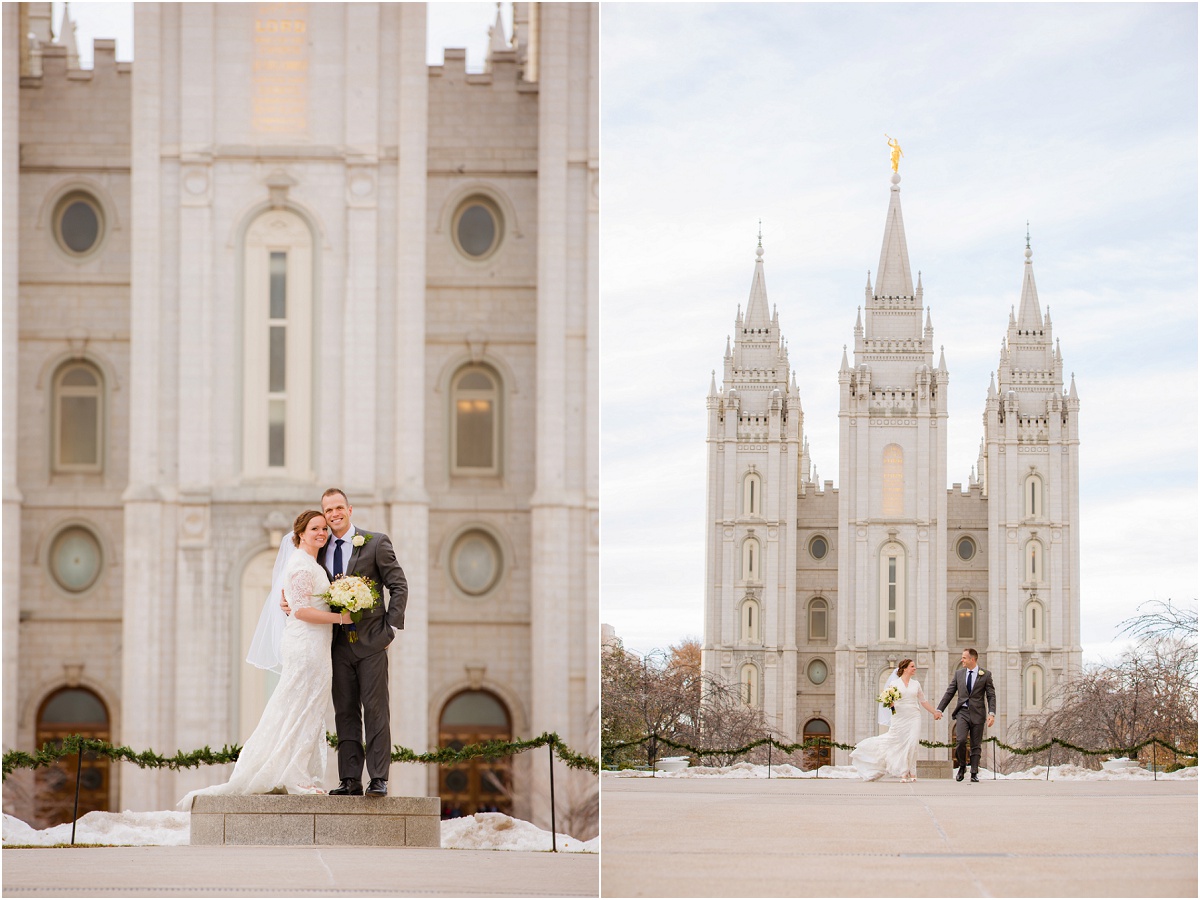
[283,488,408,797]
[936,648,996,783]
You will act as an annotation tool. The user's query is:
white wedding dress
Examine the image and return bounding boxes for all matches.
[180,551,333,808]
[850,678,926,781]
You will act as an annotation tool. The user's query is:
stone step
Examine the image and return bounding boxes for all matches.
[188,794,442,847]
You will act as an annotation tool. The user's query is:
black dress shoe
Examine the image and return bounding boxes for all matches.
[970,774,980,783]
[366,778,388,797]
[955,769,965,782]
[330,779,363,796]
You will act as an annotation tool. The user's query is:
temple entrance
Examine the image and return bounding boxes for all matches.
[437,690,512,819]
[34,687,111,827]
[803,717,832,769]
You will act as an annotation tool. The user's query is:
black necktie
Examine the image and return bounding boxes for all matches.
[333,538,344,577]
[966,670,974,697]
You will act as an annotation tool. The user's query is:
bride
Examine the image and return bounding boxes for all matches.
[179,510,352,808]
[850,659,942,783]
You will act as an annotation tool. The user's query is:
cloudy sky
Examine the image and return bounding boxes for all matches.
[53,1,510,70]
[600,2,1198,661]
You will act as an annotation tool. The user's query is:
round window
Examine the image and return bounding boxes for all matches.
[452,196,503,259]
[450,530,502,596]
[50,526,103,593]
[808,659,828,685]
[53,192,105,256]
[956,536,976,561]
[810,536,828,560]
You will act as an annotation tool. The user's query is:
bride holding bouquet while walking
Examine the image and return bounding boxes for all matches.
[850,659,942,783]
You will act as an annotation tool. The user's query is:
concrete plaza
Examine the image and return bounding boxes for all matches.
[2,845,599,898]
[601,775,1197,897]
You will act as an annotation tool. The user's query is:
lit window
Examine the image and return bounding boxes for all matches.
[1026,540,1044,583]
[452,366,501,474]
[809,598,828,641]
[956,598,976,642]
[53,363,103,472]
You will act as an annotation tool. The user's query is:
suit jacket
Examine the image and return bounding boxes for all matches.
[937,666,996,725]
[318,529,408,658]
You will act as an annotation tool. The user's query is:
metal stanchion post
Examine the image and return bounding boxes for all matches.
[70,742,83,846]
[1046,743,1052,781]
[767,735,772,779]
[548,742,557,852]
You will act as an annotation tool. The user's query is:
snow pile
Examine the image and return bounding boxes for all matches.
[3,810,598,852]
[441,813,598,853]
[4,810,190,846]
[605,762,1197,781]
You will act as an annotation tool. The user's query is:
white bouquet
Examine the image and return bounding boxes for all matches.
[320,575,380,643]
[877,685,902,715]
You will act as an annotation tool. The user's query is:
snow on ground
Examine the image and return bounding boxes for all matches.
[2,810,598,852]
[607,762,1198,781]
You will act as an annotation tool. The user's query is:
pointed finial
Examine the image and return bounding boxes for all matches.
[756,220,763,259]
[1025,221,1031,249]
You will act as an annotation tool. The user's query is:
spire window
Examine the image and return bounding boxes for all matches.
[878,541,906,641]
[53,362,104,473]
[451,365,502,475]
[743,472,762,517]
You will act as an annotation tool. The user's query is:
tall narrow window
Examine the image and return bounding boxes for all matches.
[809,598,828,641]
[740,663,758,707]
[741,599,760,644]
[956,598,977,642]
[1026,540,1044,583]
[242,210,313,479]
[1024,665,1044,709]
[1025,473,1043,518]
[878,541,906,640]
[1026,599,1045,643]
[742,537,761,582]
[744,472,762,516]
[451,366,501,475]
[882,443,904,516]
[53,362,103,473]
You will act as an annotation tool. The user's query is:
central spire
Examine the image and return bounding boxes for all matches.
[744,231,771,331]
[874,173,914,299]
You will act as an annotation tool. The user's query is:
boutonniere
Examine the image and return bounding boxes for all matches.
[978,669,985,676]
[352,533,370,548]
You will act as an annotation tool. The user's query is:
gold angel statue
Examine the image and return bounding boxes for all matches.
[885,135,904,173]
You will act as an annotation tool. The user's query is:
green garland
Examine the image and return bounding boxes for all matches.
[603,732,1196,762]
[3,731,598,781]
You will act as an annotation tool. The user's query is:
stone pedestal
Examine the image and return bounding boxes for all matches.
[916,759,951,779]
[188,795,441,847]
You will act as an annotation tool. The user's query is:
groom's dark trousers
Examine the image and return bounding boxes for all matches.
[953,713,984,775]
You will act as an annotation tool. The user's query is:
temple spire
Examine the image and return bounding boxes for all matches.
[744,234,771,331]
[874,173,914,298]
[1016,225,1043,331]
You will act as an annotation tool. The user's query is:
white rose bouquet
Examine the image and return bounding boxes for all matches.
[320,575,380,644]
[877,685,902,715]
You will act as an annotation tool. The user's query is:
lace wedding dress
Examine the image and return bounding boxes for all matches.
[180,551,333,808]
[850,678,926,781]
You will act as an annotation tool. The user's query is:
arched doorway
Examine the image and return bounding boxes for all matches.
[803,718,832,769]
[438,690,512,819]
[34,687,111,827]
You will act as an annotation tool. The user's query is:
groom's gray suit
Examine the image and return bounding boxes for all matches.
[937,665,996,776]
[317,529,408,783]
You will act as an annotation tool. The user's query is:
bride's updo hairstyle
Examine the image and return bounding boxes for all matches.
[896,658,914,676]
[292,509,326,547]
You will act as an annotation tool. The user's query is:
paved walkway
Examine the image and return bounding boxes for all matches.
[601,775,1197,897]
[2,845,598,898]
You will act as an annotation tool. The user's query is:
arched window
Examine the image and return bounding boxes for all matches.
[35,687,110,827]
[740,598,760,644]
[743,471,762,516]
[808,597,828,642]
[1026,599,1045,644]
[1024,665,1044,710]
[956,598,976,642]
[1025,473,1043,519]
[882,443,904,516]
[438,690,512,817]
[242,209,314,478]
[739,663,759,708]
[53,362,104,472]
[451,365,501,475]
[742,537,761,583]
[1026,539,1044,583]
[878,541,906,640]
